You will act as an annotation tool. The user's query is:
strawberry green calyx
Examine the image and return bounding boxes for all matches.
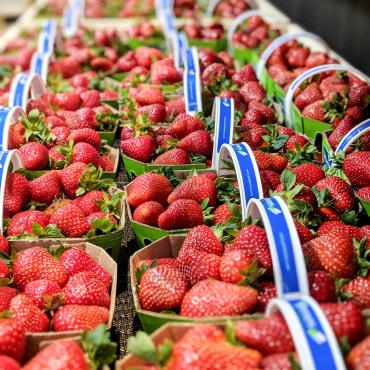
[354,237,370,277]
[96,191,123,220]
[237,260,267,287]
[77,165,115,197]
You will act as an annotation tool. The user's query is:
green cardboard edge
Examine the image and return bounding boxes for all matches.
[127,37,165,50]
[98,126,118,146]
[232,47,260,66]
[188,38,227,52]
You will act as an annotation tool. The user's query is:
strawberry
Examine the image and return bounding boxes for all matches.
[69,128,102,150]
[120,135,156,162]
[317,206,340,221]
[0,319,25,361]
[76,190,105,216]
[341,276,370,309]
[8,122,26,149]
[169,114,205,139]
[63,271,110,308]
[7,210,50,237]
[135,47,162,69]
[241,108,265,126]
[294,219,313,243]
[24,279,63,310]
[29,171,60,205]
[248,100,276,123]
[157,199,204,230]
[178,130,213,157]
[151,59,181,84]
[301,100,327,121]
[52,304,109,331]
[180,279,258,317]
[328,115,356,149]
[90,56,113,71]
[0,235,9,255]
[290,163,325,188]
[268,64,295,86]
[153,149,190,165]
[0,259,9,279]
[0,287,16,311]
[346,336,370,370]
[165,97,185,119]
[98,155,114,172]
[127,173,173,208]
[80,89,100,108]
[168,175,217,206]
[49,146,65,166]
[60,162,89,199]
[257,282,277,311]
[320,75,347,101]
[287,46,309,67]
[0,355,20,370]
[231,64,257,87]
[305,51,328,68]
[358,186,370,201]
[346,106,365,124]
[308,270,336,303]
[132,201,165,227]
[22,339,89,370]
[71,142,100,167]
[51,126,71,144]
[284,134,308,151]
[4,173,29,215]
[294,82,323,110]
[227,225,272,271]
[137,104,165,123]
[262,353,299,370]
[135,86,165,106]
[139,265,189,312]
[19,142,49,170]
[9,294,50,333]
[235,315,294,355]
[86,213,117,230]
[343,151,370,187]
[253,151,287,173]
[213,203,234,224]
[55,92,81,111]
[240,81,266,103]
[219,90,247,112]
[315,176,355,212]
[317,221,363,239]
[321,302,364,344]
[302,234,356,278]
[201,63,227,85]
[49,203,90,237]
[348,81,370,107]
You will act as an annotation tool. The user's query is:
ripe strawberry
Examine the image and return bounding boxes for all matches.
[127,173,173,208]
[120,135,156,162]
[182,225,223,255]
[290,163,325,188]
[19,142,49,170]
[321,302,364,344]
[294,82,323,110]
[51,126,71,144]
[24,279,63,310]
[302,234,355,278]
[284,134,308,151]
[248,100,276,123]
[320,75,347,101]
[63,271,110,308]
[294,219,313,243]
[76,190,105,216]
[137,104,165,123]
[165,97,185,119]
[170,114,205,139]
[201,63,227,85]
[0,259,9,279]
[315,176,355,212]
[317,221,363,239]
[9,294,49,333]
[268,64,294,86]
[8,122,26,149]
[341,276,370,309]
[240,81,266,103]
[80,89,100,108]
[308,270,336,303]
[4,173,29,215]
[55,92,81,111]
[84,213,116,229]
[253,151,287,173]
[29,171,60,205]
[0,287,16,311]
[262,353,299,370]
[317,206,341,221]
[151,59,181,84]
[0,319,25,361]
[135,46,162,69]
[231,64,257,87]
[328,115,356,149]
[180,279,258,317]
[139,265,189,312]
[60,162,89,199]
[7,210,50,237]
[212,203,234,224]
[73,108,98,130]
[348,81,370,107]
[52,304,109,331]
[153,149,190,165]
[98,155,114,172]
[227,225,272,271]
[0,235,9,254]
[69,128,102,150]
[71,142,100,167]
[178,130,213,157]
[132,201,165,227]
[241,108,265,126]
[135,86,165,106]
[287,46,309,67]
[157,199,204,230]
[358,186,370,201]
[301,100,327,121]
[346,106,365,124]
[0,355,20,370]
[49,146,65,166]
[168,175,217,206]
[90,56,113,71]
[305,51,328,68]
[257,282,276,312]
[50,203,90,238]
[235,315,294,355]
[346,336,370,370]
[343,151,370,187]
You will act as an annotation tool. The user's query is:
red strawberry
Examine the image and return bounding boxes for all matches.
[178,130,213,157]
[169,114,205,139]
[86,211,117,229]
[167,175,217,206]
[305,51,328,68]
[212,203,235,224]
[317,221,363,239]
[139,265,189,312]
[80,89,100,108]
[257,282,277,312]
[268,64,294,86]
[308,270,336,303]
[151,59,181,84]
[76,190,105,216]
[248,100,276,123]
[137,104,165,123]
[320,75,347,101]
[63,271,110,308]
[55,92,81,111]
[9,294,49,333]
[50,203,90,237]
[158,199,204,230]
[328,115,356,149]
[201,63,227,85]
[4,173,29,215]
[345,106,365,124]
[0,287,16,311]
[153,149,190,165]
[284,134,308,151]
[180,279,258,317]
[294,219,313,243]
[71,142,100,167]
[341,276,370,309]
[49,146,65,166]
[135,47,162,69]
[7,210,50,237]
[22,340,89,370]
[290,163,325,188]
[358,186,370,201]
[69,128,102,150]
[346,336,370,370]
[231,64,257,87]
[262,353,299,370]
[135,86,165,106]
[294,82,323,110]
[165,97,185,119]
[90,56,113,71]
[241,108,265,126]
[127,173,173,208]
[253,151,287,173]
[235,315,294,355]
[98,155,114,172]
[120,135,156,162]
[70,108,98,130]
[29,171,60,205]
[8,122,26,149]
[240,81,266,103]
[19,142,49,170]
[132,201,165,226]
[60,162,89,199]
[24,279,63,310]
[0,235,9,255]
[302,234,356,278]
[51,126,71,144]
[287,46,309,67]
[317,206,341,221]
[315,176,355,212]
[301,100,327,121]
[348,81,370,107]
[343,151,370,188]
[0,319,25,361]
[0,355,20,370]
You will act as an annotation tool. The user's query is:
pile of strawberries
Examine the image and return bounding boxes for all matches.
[182,21,225,41]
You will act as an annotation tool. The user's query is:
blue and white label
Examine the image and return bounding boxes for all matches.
[63,5,79,37]
[0,107,25,151]
[267,296,346,370]
[8,73,29,110]
[43,19,57,35]
[184,47,202,115]
[211,97,234,169]
[30,51,52,83]
[247,196,308,297]
[336,118,370,154]
[37,31,55,54]
[171,31,188,70]
[218,142,263,220]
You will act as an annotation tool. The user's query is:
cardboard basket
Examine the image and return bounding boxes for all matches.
[188,37,227,52]
[127,36,165,50]
[11,241,117,358]
[97,125,119,146]
[130,235,261,333]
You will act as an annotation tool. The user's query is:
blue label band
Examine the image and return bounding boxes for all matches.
[184,48,202,114]
[43,20,57,35]
[336,118,370,153]
[63,6,78,37]
[0,108,11,149]
[9,73,28,108]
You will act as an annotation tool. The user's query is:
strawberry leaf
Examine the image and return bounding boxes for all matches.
[91,218,117,235]
[127,331,159,365]
[157,339,172,365]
